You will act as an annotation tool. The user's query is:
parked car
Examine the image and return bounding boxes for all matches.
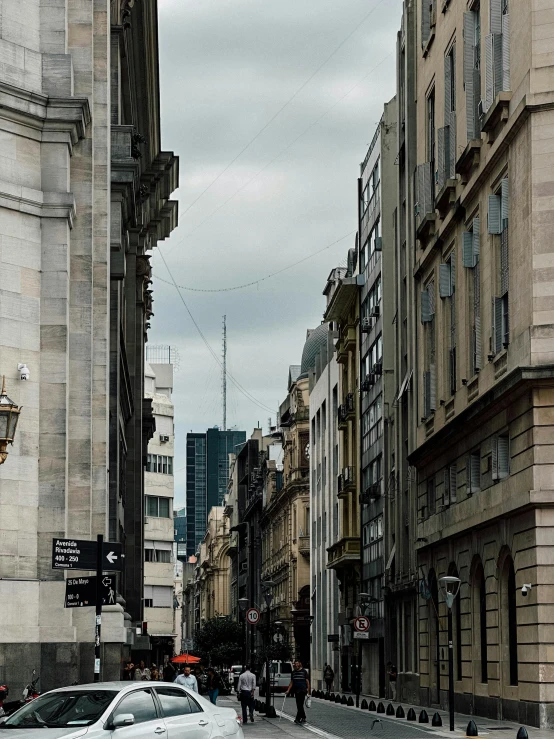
[259,661,293,696]
[0,681,244,739]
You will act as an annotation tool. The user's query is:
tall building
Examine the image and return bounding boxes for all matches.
[411,0,554,727]
[0,0,178,691]
[357,100,397,698]
[186,428,246,556]
[308,325,341,690]
[174,506,188,563]
[143,361,175,666]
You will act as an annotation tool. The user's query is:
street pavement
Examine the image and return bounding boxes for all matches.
[217,692,554,739]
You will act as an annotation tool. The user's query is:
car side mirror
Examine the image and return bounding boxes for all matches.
[112,714,135,729]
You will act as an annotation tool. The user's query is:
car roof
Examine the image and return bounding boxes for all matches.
[52,681,179,692]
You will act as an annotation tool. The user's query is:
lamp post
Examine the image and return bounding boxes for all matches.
[439,575,461,732]
[238,597,248,669]
[356,593,371,708]
[263,588,276,718]
[0,376,21,464]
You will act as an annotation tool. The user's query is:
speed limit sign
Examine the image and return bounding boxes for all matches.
[354,615,370,632]
[246,607,261,626]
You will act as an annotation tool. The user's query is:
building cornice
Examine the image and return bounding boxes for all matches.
[0,179,76,227]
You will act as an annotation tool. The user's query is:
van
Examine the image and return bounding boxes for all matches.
[259,661,293,696]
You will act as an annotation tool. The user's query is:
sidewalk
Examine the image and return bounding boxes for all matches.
[216,692,554,739]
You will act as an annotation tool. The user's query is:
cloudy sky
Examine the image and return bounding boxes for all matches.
[153,0,403,506]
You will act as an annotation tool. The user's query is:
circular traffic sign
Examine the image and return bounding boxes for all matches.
[354,615,370,632]
[246,607,261,625]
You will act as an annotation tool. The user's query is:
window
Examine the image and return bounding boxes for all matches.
[113,690,158,724]
[440,252,456,394]
[491,179,509,354]
[468,451,481,494]
[145,496,171,518]
[422,0,436,48]
[422,280,436,417]
[444,464,457,505]
[144,585,173,608]
[464,5,481,141]
[507,559,518,685]
[146,454,174,475]
[145,543,172,563]
[427,89,436,201]
[362,396,383,452]
[155,688,200,717]
[492,434,510,480]
[427,477,436,515]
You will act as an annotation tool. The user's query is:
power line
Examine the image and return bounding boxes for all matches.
[157,247,277,415]
[154,229,355,293]
[165,50,394,253]
[166,0,388,253]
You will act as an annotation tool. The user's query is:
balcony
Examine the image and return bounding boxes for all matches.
[336,325,357,363]
[298,536,310,558]
[338,394,355,428]
[338,467,355,498]
[327,537,360,570]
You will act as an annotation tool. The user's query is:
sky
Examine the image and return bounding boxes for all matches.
[153,0,403,506]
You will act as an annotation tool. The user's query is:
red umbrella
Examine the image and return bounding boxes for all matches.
[171,654,201,664]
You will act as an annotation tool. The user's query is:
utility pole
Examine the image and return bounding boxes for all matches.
[222,315,227,431]
[94,534,103,682]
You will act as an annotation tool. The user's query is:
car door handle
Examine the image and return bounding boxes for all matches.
[198,720,209,726]
[154,728,166,734]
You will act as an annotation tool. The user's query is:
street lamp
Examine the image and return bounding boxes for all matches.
[262,587,276,718]
[0,376,21,464]
[439,576,461,732]
[238,598,248,668]
[355,593,371,708]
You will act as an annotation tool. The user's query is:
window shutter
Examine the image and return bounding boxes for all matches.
[502,295,510,346]
[375,236,383,251]
[502,12,510,91]
[450,465,457,503]
[464,12,476,141]
[424,371,431,417]
[422,0,431,47]
[463,231,476,267]
[475,311,482,370]
[439,263,452,297]
[494,296,503,353]
[449,111,457,178]
[423,161,433,217]
[492,437,499,480]
[501,178,509,224]
[470,452,480,493]
[144,585,153,600]
[444,52,452,127]
[444,468,450,506]
[428,281,436,316]
[450,252,456,289]
[152,585,173,608]
[490,0,502,35]
[500,227,509,295]
[421,290,431,323]
[429,363,437,411]
[473,216,481,260]
[437,126,447,193]
[488,194,502,234]
[498,435,509,477]
[493,34,503,98]
[484,34,494,112]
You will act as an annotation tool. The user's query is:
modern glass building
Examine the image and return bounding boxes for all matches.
[186,428,246,556]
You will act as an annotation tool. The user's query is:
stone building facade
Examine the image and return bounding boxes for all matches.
[0,0,178,691]
[412,0,554,727]
[261,367,310,664]
[197,506,231,622]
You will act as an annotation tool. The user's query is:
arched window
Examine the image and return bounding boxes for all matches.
[507,560,518,685]
[472,559,487,683]
[499,554,518,687]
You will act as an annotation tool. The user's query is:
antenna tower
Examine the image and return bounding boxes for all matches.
[222,315,227,431]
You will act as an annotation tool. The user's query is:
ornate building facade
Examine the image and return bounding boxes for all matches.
[0,0,178,691]
[197,506,231,622]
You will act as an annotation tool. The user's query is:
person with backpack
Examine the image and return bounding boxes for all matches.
[323,663,334,693]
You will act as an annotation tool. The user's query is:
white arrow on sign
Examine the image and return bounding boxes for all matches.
[102,577,112,587]
[106,552,117,564]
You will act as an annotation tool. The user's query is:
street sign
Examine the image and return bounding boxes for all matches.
[52,539,123,571]
[354,615,370,632]
[354,632,370,640]
[64,575,117,608]
[246,607,261,625]
[273,632,284,644]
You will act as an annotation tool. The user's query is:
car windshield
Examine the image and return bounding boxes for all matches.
[2,691,118,728]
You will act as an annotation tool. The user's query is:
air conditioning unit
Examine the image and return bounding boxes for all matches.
[370,305,380,318]
[361,317,371,333]
[373,362,383,376]
[361,376,371,392]
[160,434,169,443]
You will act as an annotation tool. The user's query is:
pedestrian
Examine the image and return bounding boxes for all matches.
[323,663,334,693]
[174,665,198,692]
[195,666,207,695]
[206,667,222,705]
[237,664,256,724]
[123,660,134,681]
[151,664,159,681]
[163,659,176,683]
[134,660,151,681]
[286,659,310,725]
[387,662,397,701]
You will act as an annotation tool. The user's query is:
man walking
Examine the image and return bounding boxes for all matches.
[286,660,310,725]
[237,665,256,724]
[323,663,334,693]
[174,666,198,693]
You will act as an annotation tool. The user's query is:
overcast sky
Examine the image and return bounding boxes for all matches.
[153,0,403,506]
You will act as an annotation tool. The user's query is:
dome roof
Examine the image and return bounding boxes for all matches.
[300,323,328,375]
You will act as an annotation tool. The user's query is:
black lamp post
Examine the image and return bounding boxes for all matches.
[439,576,461,732]
[263,588,276,718]
[238,597,248,669]
[0,376,21,464]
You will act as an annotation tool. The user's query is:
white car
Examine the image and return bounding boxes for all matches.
[0,681,243,739]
